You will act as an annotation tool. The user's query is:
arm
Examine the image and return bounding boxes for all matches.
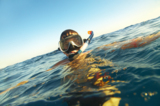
[97,31,160,52]
[46,58,70,71]
[121,32,160,50]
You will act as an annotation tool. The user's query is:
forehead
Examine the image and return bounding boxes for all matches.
[61,32,78,39]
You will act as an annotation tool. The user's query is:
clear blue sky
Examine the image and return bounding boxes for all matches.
[0,0,160,69]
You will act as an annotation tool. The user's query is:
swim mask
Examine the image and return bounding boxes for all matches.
[59,30,83,53]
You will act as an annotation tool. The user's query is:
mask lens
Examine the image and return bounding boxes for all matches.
[72,36,83,46]
[59,35,83,52]
[59,40,69,51]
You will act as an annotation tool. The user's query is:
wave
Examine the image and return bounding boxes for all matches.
[1,16,160,106]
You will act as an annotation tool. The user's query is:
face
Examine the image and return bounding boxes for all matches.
[60,34,83,57]
[63,49,79,57]
[61,36,83,51]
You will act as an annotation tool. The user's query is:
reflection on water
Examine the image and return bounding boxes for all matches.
[0,17,160,106]
[0,80,28,95]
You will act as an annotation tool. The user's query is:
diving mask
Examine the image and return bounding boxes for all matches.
[58,35,83,53]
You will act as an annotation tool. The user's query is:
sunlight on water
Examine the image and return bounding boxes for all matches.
[0,16,160,106]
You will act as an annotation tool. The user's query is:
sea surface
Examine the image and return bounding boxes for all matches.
[1,16,160,106]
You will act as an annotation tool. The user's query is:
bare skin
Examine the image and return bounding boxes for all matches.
[46,31,160,71]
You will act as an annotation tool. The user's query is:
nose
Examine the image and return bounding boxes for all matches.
[69,42,76,49]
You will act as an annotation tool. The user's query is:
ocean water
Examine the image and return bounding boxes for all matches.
[1,16,160,106]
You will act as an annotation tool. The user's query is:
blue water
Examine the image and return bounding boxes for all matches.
[1,16,160,106]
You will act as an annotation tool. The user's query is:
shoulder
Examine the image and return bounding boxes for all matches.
[46,50,92,71]
[46,58,69,71]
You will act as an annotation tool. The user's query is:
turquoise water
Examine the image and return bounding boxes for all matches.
[0,16,160,106]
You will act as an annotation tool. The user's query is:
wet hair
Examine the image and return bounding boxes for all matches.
[60,29,79,40]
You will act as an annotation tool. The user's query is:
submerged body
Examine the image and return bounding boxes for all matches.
[52,31,160,106]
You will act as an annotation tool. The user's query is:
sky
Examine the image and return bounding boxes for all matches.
[0,0,160,69]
